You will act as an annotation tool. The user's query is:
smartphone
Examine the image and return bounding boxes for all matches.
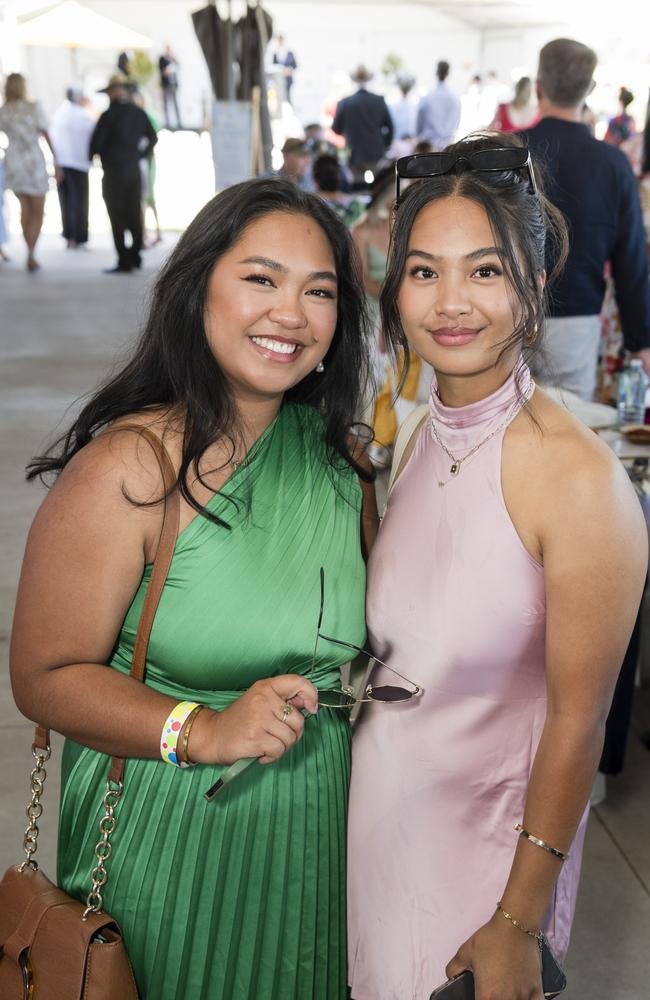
[428,935,566,1000]
[429,970,475,999]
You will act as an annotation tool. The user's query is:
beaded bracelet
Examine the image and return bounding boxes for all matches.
[160,701,201,768]
[496,901,542,942]
[515,823,569,862]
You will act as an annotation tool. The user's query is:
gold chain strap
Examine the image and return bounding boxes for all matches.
[82,778,124,920]
[19,744,51,872]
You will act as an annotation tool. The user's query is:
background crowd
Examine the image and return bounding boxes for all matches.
[2,33,649,443]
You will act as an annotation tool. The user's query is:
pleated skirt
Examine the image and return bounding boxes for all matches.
[57,710,351,1000]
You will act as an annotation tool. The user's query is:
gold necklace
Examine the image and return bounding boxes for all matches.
[430,383,534,488]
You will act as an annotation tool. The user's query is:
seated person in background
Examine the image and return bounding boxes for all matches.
[313,154,365,227]
[304,122,339,158]
[273,138,313,191]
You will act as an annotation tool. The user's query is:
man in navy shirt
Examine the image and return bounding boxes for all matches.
[522,38,650,399]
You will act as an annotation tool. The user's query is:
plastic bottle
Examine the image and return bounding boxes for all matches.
[617,359,648,426]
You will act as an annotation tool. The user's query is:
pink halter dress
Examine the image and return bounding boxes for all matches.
[347,364,588,1000]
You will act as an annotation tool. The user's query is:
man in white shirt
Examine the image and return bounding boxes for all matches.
[416,60,461,150]
[50,88,95,248]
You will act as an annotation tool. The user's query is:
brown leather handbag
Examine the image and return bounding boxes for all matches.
[0,428,180,1000]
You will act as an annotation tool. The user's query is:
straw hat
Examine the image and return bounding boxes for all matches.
[97,72,129,94]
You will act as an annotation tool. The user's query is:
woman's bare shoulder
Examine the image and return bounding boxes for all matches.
[521,388,642,527]
[523,387,620,473]
[52,409,182,509]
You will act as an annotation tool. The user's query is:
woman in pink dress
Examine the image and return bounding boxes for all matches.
[347,134,647,1000]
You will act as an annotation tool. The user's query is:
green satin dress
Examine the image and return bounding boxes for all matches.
[57,403,366,1000]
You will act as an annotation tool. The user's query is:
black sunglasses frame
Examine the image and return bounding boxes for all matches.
[394,148,538,200]
[312,568,422,709]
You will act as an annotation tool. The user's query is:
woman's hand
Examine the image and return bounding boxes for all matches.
[189,675,319,766]
[445,911,543,1000]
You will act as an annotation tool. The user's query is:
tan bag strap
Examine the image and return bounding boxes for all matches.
[32,425,180,783]
[387,404,428,494]
[21,426,182,916]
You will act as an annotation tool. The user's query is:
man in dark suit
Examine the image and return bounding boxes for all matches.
[90,73,157,274]
[272,34,297,105]
[332,66,393,183]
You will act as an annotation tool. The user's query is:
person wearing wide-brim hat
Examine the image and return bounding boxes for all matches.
[349,65,374,85]
[90,72,157,273]
[332,66,393,183]
[97,71,130,95]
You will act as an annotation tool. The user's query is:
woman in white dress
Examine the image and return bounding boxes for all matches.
[0,73,60,270]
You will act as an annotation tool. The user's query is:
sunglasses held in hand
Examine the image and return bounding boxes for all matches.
[204,568,423,800]
[310,567,422,709]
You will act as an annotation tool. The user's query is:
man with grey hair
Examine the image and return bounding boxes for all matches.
[521,38,650,399]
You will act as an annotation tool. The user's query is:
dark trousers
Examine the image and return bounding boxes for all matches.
[600,597,644,775]
[162,85,182,128]
[57,167,89,244]
[102,170,143,271]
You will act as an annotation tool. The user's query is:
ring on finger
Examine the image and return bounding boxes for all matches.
[281,703,293,722]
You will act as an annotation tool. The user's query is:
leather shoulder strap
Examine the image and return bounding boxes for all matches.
[387,405,428,494]
[124,426,180,685]
[34,425,181,771]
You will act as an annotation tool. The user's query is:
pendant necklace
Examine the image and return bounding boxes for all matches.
[431,381,534,488]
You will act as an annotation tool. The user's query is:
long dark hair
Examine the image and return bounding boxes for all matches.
[381,132,568,381]
[28,179,372,521]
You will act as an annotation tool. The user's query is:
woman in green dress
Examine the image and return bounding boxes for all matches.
[10,179,376,999]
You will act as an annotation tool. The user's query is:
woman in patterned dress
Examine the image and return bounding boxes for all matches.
[0,73,61,270]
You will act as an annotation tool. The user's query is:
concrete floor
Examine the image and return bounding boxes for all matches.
[1,232,650,999]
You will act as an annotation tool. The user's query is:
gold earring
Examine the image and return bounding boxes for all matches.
[526,323,538,345]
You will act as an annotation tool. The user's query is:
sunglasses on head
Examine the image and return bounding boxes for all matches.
[394,146,538,200]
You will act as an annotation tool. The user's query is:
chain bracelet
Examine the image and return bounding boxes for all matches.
[19,745,51,872]
[82,778,124,920]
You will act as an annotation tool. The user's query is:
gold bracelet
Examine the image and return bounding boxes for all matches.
[515,823,569,862]
[178,705,204,766]
[496,901,542,942]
